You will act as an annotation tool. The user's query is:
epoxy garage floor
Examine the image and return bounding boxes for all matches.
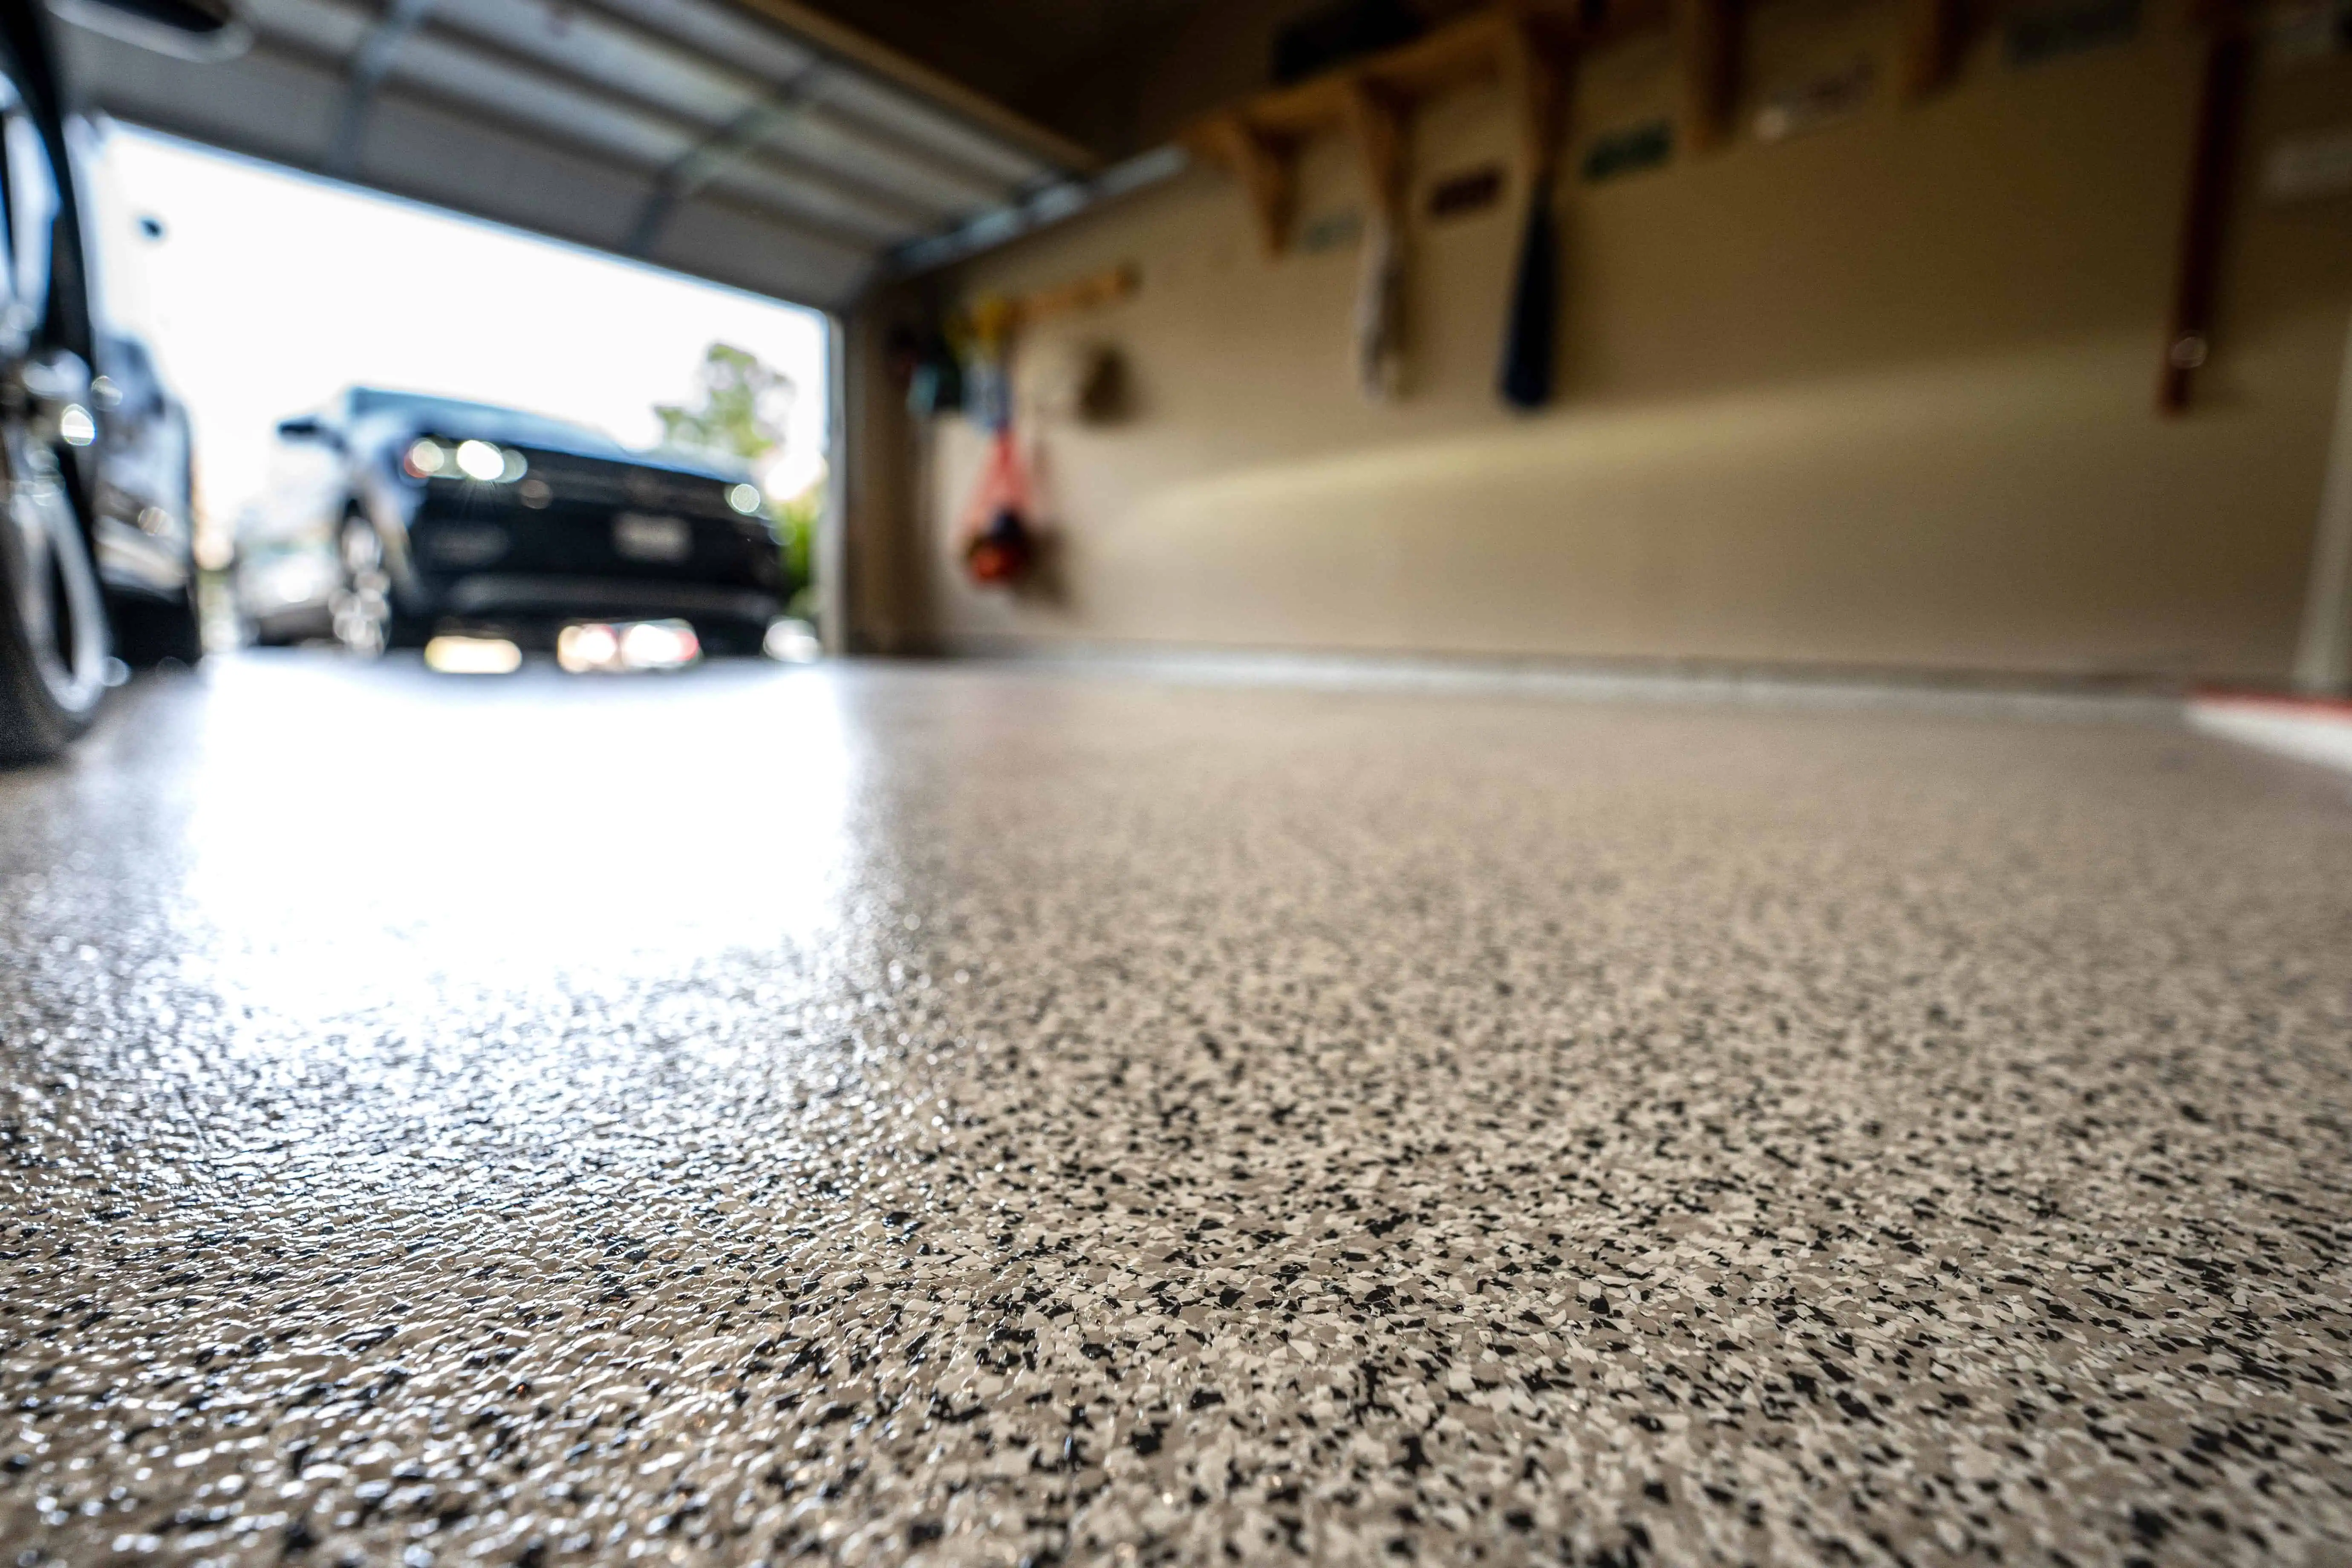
[3,655,2351,1568]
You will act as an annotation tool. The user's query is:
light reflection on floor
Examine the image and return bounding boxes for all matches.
[180,650,855,1008]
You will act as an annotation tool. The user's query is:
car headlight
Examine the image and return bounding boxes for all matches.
[403,438,447,478]
[457,439,526,482]
[726,482,764,515]
[405,436,527,483]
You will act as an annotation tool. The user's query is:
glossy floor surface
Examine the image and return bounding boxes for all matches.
[4,655,2351,1568]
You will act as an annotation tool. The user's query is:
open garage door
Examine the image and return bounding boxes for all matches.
[49,0,1097,307]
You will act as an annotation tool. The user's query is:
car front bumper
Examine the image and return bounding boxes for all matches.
[441,575,779,625]
[400,493,783,643]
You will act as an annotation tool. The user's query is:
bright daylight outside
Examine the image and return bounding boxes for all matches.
[96,125,830,673]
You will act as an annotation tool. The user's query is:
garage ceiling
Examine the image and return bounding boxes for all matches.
[51,0,1113,307]
[785,0,1212,152]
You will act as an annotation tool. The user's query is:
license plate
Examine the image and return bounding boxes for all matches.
[613,512,691,562]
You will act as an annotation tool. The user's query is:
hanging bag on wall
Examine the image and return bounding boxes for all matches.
[961,429,1037,586]
[956,294,1038,586]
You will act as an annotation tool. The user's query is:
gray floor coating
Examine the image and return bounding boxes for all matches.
[3,653,2350,1567]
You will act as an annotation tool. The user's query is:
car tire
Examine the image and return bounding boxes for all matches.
[0,423,109,763]
[331,513,391,657]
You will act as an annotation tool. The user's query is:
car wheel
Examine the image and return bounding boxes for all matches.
[331,514,391,657]
[0,421,108,762]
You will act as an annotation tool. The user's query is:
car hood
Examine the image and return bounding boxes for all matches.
[394,415,750,483]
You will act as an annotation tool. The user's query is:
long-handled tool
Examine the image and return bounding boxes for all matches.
[1499,13,1571,410]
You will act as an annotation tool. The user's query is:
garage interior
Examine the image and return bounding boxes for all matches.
[8,0,2352,1564]
[63,0,2352,688]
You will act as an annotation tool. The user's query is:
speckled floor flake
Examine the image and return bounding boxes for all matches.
[3,654,2351,1567]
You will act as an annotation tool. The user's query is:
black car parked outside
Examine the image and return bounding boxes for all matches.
[238,388,782,657]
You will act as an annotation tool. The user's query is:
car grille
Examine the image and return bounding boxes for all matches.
[510,451,733,515]
[410,496,778,590]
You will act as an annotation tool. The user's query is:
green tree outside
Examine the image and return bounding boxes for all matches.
[655,343,818,615]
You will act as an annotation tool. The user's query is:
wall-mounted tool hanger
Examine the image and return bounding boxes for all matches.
[1003,263,1142,330]
[1898,0,1971,98]
[1343,75,1415,229]
[1184,0,2260,418]
[1674,0,1743,149]
[1185,2,1645,255]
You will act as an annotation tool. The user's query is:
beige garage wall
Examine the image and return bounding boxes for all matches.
[848,0,2352,684]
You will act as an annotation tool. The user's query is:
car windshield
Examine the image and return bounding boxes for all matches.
[347,389,628,455]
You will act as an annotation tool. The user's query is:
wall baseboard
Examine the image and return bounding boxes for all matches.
[875,640,2352,777]
[917,638,2188,723]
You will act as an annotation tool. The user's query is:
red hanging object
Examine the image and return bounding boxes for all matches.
[961,429,1037,586]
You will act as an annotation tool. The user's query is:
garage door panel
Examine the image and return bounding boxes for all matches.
[359,20,943,245]
[238,0,372,59]
[54,0,1083,308]
[586,0,818,96]
[404,5,1022,230]
[584,0,1053,190]
[348,89,655,246]
[699,156,930,243]
[650,188,870,301]
[59,27,346,165]
[384,26,693,169]
[352,92,869,298]
[807,70,1050,190]
[428,0,752,130]
[752,102,1004,214]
